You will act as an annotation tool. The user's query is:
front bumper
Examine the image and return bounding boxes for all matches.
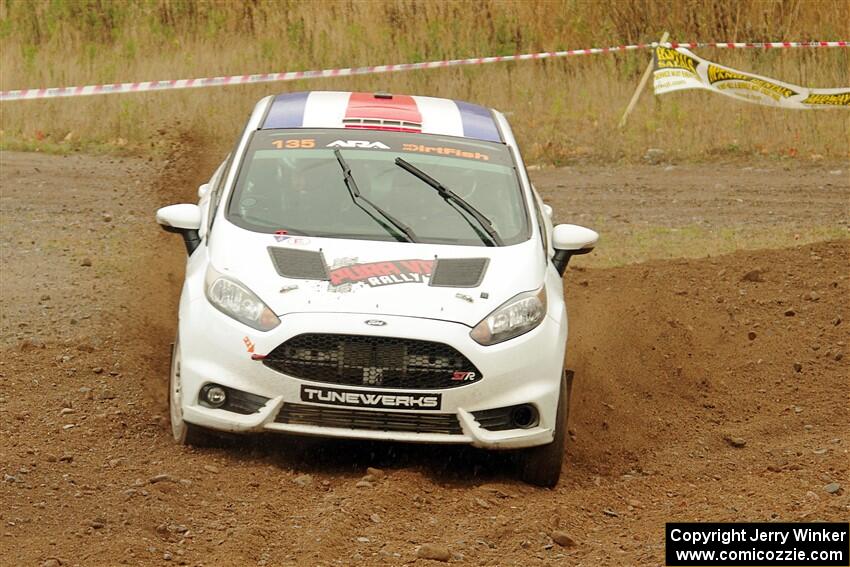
[178,303,567,450]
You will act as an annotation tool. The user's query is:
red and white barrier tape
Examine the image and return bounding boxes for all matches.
[1,40,846,102]
[666,41,847,49]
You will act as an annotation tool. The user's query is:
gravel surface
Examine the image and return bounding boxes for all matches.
[1,148,847,565]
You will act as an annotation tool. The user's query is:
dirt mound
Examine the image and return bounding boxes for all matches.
[1,151,847,565]
[567,243,848,478]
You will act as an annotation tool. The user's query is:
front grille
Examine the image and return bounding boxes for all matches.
[263,334,482,389]
[276,403,462,434]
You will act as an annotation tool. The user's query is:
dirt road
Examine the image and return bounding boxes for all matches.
[1,148,847,566]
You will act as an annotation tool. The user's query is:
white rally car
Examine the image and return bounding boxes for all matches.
[156,91,597,486]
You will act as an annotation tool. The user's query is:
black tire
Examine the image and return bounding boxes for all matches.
[169,338,217,447]
[518,370,572,487]
[180,422,218,447]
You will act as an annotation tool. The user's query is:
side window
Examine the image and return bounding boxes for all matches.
[208,118,253,238]
[521,163,549,257]
[207,153,234,235]
[532,191,549,256]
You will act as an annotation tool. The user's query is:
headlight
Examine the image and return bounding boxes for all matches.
[470,286,547,346]
[205,267,280,331]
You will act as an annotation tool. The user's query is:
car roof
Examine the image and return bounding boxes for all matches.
[261,91,503,143]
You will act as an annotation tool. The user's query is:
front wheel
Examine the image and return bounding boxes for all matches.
[169,337,215,446]
[518,370,572,487]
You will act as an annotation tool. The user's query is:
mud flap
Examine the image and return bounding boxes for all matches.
[563,369,575,443]
[564,369,574,415]
[169,341,176,386]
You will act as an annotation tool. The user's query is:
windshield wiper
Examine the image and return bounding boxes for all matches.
[334,149,418,243]
[394,157,504,247]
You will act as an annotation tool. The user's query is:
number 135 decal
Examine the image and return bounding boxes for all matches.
[271,139,316,149]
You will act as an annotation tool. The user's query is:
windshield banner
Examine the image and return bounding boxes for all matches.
[652,46,850,108]
[256,129,513,165]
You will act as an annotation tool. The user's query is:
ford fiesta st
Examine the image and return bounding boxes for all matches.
[156,91,597,486]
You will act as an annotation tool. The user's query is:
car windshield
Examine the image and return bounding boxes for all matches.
[226,129,529,246]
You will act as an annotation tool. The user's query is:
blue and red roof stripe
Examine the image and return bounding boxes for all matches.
[261,91,502,143]
[453,100,502,143]
[264,92,310,128]
[343,92,422,133]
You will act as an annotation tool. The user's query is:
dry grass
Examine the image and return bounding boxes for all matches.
[1,0,848,163]
[576,224,848,268]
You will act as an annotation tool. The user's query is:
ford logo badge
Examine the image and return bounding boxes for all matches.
[364,319,387,326]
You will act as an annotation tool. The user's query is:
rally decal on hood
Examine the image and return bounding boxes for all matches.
[326,258,434,292]
[270,252,488,295]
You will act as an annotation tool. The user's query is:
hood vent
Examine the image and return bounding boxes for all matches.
[429,258,489,288]
[268,247,330,280]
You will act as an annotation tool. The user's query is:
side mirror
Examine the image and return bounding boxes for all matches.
[551,224,598,276]
[198,183,211,199]
[156,204,202,255]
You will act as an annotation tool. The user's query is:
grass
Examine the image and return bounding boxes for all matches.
[1,0,849,164]
[0,135,138,156]
[575,224,848,268]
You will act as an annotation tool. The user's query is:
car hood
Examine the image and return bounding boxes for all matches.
[209,222,546,327]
